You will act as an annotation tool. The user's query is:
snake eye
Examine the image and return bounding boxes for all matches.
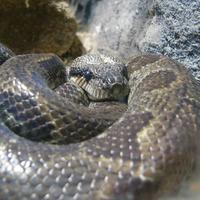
[82,69,93,81]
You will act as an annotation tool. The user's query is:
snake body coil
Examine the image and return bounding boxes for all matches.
[0,43,200,200]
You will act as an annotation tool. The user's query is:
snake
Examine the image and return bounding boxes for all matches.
[0,42,200,200]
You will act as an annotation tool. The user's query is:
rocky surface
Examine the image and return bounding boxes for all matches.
[85,0,200,81]
[139,0,200,80]
[86,0,150,58]
[0,0,198,75]
[0,0,84,58]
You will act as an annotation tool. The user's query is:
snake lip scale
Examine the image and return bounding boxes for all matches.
[0,43,200,200]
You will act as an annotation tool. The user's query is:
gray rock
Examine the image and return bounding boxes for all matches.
[88,0,151,59]
[86,0,200,80]
[139,0,200,80]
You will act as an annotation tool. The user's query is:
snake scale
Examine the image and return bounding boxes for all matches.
[0,42,200,200]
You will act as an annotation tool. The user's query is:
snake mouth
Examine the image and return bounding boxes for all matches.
[70,76,129,101]
[70,76,109,100]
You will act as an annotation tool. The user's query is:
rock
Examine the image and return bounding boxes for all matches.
[85,0,200,80]
[0,0,84,57]
[87,0,149,58]
[139,0,200,81]
[1,0,199,79]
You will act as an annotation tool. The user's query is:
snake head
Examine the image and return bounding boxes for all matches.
[68,53,129,102]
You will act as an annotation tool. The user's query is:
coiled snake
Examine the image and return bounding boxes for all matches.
[0,42,200,200]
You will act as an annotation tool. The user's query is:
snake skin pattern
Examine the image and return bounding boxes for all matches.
[0,42,200,200]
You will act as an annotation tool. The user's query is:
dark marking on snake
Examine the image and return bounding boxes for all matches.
[137,70,177,92]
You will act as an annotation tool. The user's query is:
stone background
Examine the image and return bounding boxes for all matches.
[73,0,200,81]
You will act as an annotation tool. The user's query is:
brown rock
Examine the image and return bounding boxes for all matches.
[0,0,83,57]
